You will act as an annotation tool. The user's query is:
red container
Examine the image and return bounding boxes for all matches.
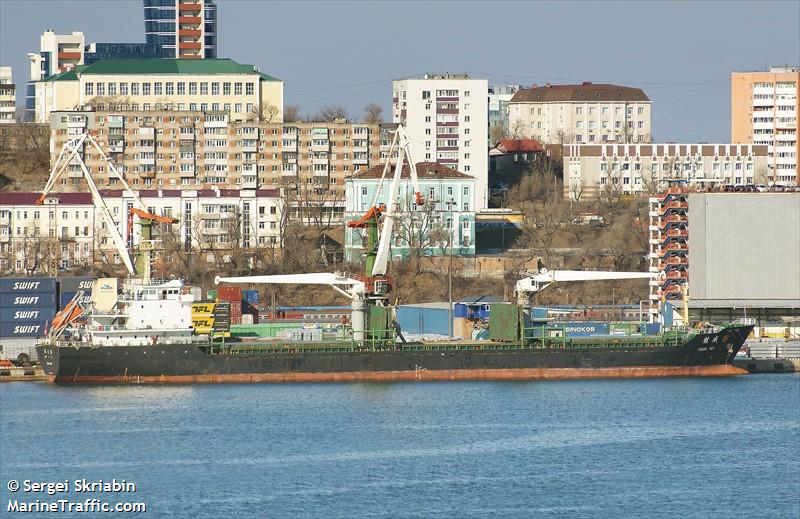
[217,286,242,302]
[229,299,242,325]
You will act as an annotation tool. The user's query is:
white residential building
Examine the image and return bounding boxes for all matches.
[392,74,489,209]
[508,82,652,145]
[563,143,769,200]
[0,189,283,275]
[0,67,15,123]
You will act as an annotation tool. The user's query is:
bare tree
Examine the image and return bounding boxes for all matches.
[363,103,384,124]
[489,123,507,145]
[251,101,280,123]
[314,104,350,122]
[283,105,301,123]
[509,119,526,139]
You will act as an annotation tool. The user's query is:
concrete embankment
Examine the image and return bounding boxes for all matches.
[0,366,46,382]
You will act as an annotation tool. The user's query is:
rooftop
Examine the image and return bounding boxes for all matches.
[353,162,475,180]
[495,138,545,153]
[511,82,650,103]
[42,58,280,82]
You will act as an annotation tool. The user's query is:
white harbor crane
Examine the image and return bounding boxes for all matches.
[38,131,176,282]
[216,125,426,342]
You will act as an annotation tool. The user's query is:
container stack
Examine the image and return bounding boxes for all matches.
[217,286,243,325]
[0,278,58,338]
[242,289,259,324]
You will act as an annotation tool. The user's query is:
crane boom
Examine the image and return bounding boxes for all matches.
[515,269,655,304]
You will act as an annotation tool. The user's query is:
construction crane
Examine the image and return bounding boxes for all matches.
[515,268,655,305]
[38,131,166,280]
[216,125,427,342]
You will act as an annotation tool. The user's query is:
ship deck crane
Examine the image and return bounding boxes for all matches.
[216,125,427,342]
[38,132,164,281]
[515,268,655,305]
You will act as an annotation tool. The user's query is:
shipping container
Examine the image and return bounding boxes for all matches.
[0,277,58,294]
[229,299,242,325]
[396,304,451,335]
[58,276,96,293]
[217,286,242,302]
[454,303,468,318]
[563,322,610,337]
[1,292,58,308]
[243,290,259,304]
[0,321,48,337]
[207,289,218,300]
[645,323,662,335]
[0,307,57,322]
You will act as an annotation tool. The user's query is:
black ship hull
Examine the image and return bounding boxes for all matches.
[37,325,753,384]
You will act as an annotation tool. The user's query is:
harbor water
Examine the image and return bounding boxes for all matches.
[1,375,798,518]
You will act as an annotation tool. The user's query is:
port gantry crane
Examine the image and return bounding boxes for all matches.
[38,131,176,283]
[216,125,427,343]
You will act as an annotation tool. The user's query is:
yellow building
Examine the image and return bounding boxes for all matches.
[33,58,283,124]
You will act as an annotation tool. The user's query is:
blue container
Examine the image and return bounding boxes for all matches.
[0,277,58,294]
[59,291,92,309]
[645,323,662,335]
[1,292,58,308]
[0,320,49,337]
[59,276,96,293]
[563,322,610,337]
[454,304,468,318]
[661,302,674,327]
[396,305,450,335]
[0,306,57,322]
[243,290,259,304]
[530,307,548,319]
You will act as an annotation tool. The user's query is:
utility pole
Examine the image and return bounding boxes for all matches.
[448,227,453,340]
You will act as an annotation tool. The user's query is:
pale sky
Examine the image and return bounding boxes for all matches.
[1,0,798,142]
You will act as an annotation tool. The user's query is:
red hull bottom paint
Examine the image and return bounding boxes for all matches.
[55,364,748,384]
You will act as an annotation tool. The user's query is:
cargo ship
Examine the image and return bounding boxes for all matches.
[36,278,754,384]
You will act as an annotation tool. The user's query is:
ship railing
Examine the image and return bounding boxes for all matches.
[732,318,756,326]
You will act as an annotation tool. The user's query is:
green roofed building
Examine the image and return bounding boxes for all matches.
[32,58,282,123]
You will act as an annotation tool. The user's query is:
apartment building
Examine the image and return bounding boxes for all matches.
[731,66,799,185]
[0,67,15,124]
[392,74,489,209]
[562,143,769,200]
[144,0,217,59]
[33,58,282,123]
[50,109,396,221]
[508,83,652,145]
[0,192,96,274]
[344,162,476,262]
[488,85,523,142]
[647,189,689,318]
[0,188,281,275]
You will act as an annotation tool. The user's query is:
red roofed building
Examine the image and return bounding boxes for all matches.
[508,82,652,145]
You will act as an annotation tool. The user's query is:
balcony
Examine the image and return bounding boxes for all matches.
[241,143,258,153]
[241,176,258,189]
[58,51,81,60]
[138,157,155,166]
[178,2,202,11]
[178,15,201,24]
[353,157,369,165]
[139,170,156,179]
[179,41,202,50]
[180,168,196,178]
[179,28,202,37]
[108,144,124,154]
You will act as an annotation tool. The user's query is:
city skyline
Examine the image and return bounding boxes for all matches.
[1,0,798,144]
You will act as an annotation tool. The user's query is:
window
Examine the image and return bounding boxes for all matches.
[142,83,151,95]
[212,82,220,95]
[96,83,105,95]
[576,107,583,115]
[177,82,185,95]
[246,83,254,95]
[108,83,117,96]
[638,107,644,115]
[223,82,231,95]
[234,82,242,95]
[200,82,208,95]
[131,83,139,95]
[154,82,162,95]
[85,83,94,96]
[166,82,174,95]
[120,83,128,95]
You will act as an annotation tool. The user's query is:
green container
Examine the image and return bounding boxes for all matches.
[207,289,218,301]
[489,303,520,342]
